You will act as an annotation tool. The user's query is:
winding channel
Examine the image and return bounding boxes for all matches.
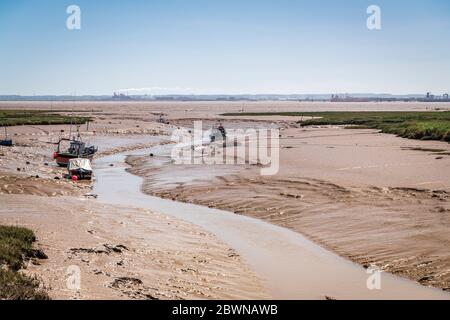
[92,137,450,300]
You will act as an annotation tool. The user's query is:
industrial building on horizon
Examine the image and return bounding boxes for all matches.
[330,92,450,103]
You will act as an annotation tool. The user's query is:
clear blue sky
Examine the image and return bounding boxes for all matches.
[0,0,449,95]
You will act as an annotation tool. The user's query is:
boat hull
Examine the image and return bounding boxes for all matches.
[0,140,13,147]
[55,154,93,167]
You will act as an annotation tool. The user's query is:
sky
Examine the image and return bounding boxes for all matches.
[0,0,449,95]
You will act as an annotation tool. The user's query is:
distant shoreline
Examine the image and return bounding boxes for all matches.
[1,93,449,103]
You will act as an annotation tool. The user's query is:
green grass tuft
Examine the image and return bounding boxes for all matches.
[0,226,36,271]
[0,225,50,300]
[0,269,49,300]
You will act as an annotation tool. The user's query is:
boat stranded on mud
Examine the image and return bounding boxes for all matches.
[209,123,227,143]
[67,158,93,181]
[0,126,13,147]
[53,135,98,167]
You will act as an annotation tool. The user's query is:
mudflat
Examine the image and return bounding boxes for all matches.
[1,101,450,298]
[118,102,450,291]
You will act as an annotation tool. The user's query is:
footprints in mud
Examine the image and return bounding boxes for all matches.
[279,192,304,199]
[110,277,158,300]
[67,243,160,299]
[104,244,129,253]
[0,175,89,197]
[388,187,449,200]
[69,244,129,256]
[436,206,450,214]
[227,249,240,259]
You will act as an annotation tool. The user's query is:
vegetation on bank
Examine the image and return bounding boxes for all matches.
[0,110,90,127]
[222,111,450,142]
[0,225,49,300]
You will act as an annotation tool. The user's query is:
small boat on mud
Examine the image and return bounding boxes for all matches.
[0,139,12,147]
[158,114,170,124]
[0,127,13,147]
[68,158,93,180]
[54,136,98,167]
[209,123,227,143]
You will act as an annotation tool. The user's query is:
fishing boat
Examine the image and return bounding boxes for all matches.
[54,136,98,167]
[68,158,93,180]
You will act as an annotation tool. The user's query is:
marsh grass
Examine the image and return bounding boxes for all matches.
[223,111,450,142]
[0,110,89,127]
[0,226,49,300]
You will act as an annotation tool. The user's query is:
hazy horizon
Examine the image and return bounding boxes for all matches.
[0,92,439,97]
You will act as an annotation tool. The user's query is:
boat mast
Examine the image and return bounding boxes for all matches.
[69,90,76,139]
